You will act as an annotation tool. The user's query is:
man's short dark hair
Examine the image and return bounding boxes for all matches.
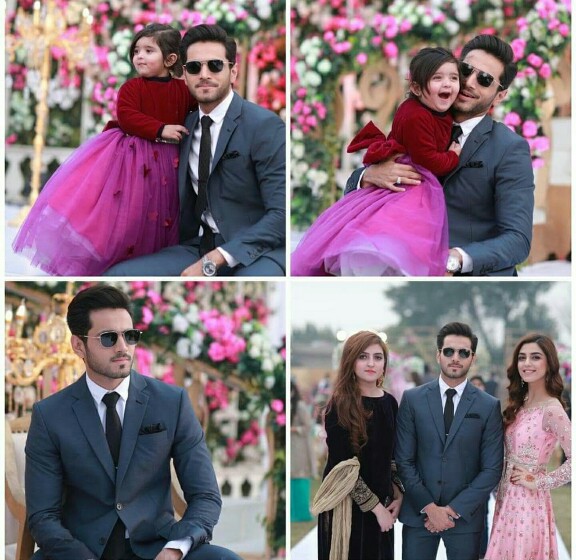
[179,24,237,65]
[67,285,133,337]
[436,322,479,353]
[461,34,517,90]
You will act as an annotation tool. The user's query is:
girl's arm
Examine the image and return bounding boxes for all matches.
[536,404,571,490]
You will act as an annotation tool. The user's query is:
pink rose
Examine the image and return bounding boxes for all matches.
[271,399,284,413]
[527,53,543,68]
[504,112,522,127]
[383,42,399,59]
[522,120,539,138]
[539,64,552,79]
[356,53,368,65]
[276,413,286,426]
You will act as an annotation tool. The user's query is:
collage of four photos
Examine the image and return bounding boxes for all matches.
[3,0,573,559]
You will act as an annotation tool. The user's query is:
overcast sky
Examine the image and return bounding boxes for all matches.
[290,280,571,345]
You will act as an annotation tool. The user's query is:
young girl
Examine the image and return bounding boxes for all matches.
[485,334,571,560]
[291,47,461,276]
[313,331,403,560]
[13,23,196,275]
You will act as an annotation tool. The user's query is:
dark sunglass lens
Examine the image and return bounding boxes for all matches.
[458,349,471,359]
[186,61,202,74]
[124,330,141,345]
[442,348,455,357]
[100,332,118,347]
[460,63,473,76]
[207,59,225,73]
[477,72,494,87]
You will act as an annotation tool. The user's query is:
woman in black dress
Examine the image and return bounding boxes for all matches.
[316,331,403,560]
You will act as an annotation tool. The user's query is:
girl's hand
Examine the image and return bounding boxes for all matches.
[387,495,403,521]
[448,141,462,156]
[162,124,189,142]
[510,465,537,490]
[371,502,395,532]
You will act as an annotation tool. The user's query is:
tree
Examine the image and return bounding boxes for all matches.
[384,282,557,366]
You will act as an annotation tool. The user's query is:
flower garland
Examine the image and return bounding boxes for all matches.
[6,0,286,146]
[291,0,571,226]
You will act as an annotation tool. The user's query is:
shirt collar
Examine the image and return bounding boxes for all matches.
[199,89,234,125]
[455,115,484,138]
[86,373,131,405]
[439,375,468,398]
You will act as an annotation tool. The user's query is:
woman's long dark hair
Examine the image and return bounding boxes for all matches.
[326,331,388,454]
[502,333,565,428]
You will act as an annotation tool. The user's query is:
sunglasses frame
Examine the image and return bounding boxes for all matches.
[184,59,234,75]
[441,347,474,359]
[80,329,142,348]
[460,61,503,90]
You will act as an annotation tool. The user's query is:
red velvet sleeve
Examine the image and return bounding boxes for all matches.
[116,79,164,140]
[393,104,459,176]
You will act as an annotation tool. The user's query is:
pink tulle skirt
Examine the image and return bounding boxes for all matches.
[291,157,449,276]
[13,128,180,275]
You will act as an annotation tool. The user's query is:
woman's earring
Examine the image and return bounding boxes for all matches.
[521,380,525,387]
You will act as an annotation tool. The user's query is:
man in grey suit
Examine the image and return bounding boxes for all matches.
[26,285,241,560]
[395,322,503,560]
[346,35,534,276]
[106,25,285,277]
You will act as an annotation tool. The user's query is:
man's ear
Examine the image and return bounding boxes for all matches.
[435,350,441,365]
[491,88,508,108]
[71,335,86,360]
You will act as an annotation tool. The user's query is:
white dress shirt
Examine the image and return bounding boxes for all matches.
[85,374,191,556]
[438,376,468,415]
[188,88,237,267]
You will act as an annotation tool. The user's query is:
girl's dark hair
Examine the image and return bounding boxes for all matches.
[326,331,388,454]
[67,285,133,338]
[502,333,565,428]
[409,47,459,96]
[461,34,517,90]
[179,24,237,65]
[129,23,183,77]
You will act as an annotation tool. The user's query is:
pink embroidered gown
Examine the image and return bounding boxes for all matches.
[485,400,571,560]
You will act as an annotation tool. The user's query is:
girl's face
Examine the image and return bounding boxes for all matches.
[518,342,548,386]
[354,343,385,386]
[413,61,460,113]
[132,36,171,78]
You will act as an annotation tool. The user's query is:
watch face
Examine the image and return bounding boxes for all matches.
[447,256,460,272]
[202,259,217,277]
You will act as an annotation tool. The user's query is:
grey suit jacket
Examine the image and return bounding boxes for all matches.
[178,92,286,270]
[345,115,534,276]
[395,380,503,533]
[26,372,221,560]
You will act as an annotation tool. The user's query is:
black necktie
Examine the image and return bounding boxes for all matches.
[195,115,213,222]
[444,388,457,435]
[449,124,463,147]
[102,392,125,559]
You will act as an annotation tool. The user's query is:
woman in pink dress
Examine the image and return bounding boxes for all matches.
[485,334,571,560]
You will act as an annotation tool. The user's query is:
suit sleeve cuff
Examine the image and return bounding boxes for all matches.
[454,247,473,273]
[216,247,238,268]
[165,537,192,556]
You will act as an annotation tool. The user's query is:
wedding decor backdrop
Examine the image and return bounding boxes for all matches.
[291,0,571,262]
[5,280,286,558]
[5,0,285,202]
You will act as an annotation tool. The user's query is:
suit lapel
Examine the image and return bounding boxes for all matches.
[71,375,116,483]
[212,92,241,169]
[425,380,446,443]
[178,111,199,205]
[116,372,149,489]
[445,382,477,449]
[444,115,492,184]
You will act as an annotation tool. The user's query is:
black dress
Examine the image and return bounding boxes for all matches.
[318,393,398,560]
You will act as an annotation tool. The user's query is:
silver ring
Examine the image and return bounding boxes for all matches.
[395,176,402,185]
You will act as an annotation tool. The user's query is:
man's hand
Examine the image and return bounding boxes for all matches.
[422,504,456,533]
[444,248,463,277]
[371,501,395,532]
[155,548,183,560]
[161,124,189,143]
[361,157,421,192]
[386,495,403,521]
[181,250,226,277]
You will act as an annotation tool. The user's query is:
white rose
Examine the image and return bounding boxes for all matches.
[292,143,305,159]
[176,338,191,358]
[264,375,276,389]
[172,314,189,334]
[262,358,274,372]
[317,59,332,74]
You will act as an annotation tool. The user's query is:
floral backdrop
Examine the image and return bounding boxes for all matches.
[6,0,285,148]
[6,280,286,556]
[290,0,571,228]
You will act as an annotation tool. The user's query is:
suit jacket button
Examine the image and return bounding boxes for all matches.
[116,503,123,510]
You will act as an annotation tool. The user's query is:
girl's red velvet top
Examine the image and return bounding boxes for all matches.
[105,76,197,140]
[348,97,459,177]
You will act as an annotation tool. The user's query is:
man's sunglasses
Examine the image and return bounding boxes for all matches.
[80,329,142,348]
[184,59,233,75]
[460,62,502,89]
[442,347,473,359]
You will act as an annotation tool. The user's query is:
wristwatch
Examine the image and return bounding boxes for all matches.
[201,256,218,277]
[446,255,462,273]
